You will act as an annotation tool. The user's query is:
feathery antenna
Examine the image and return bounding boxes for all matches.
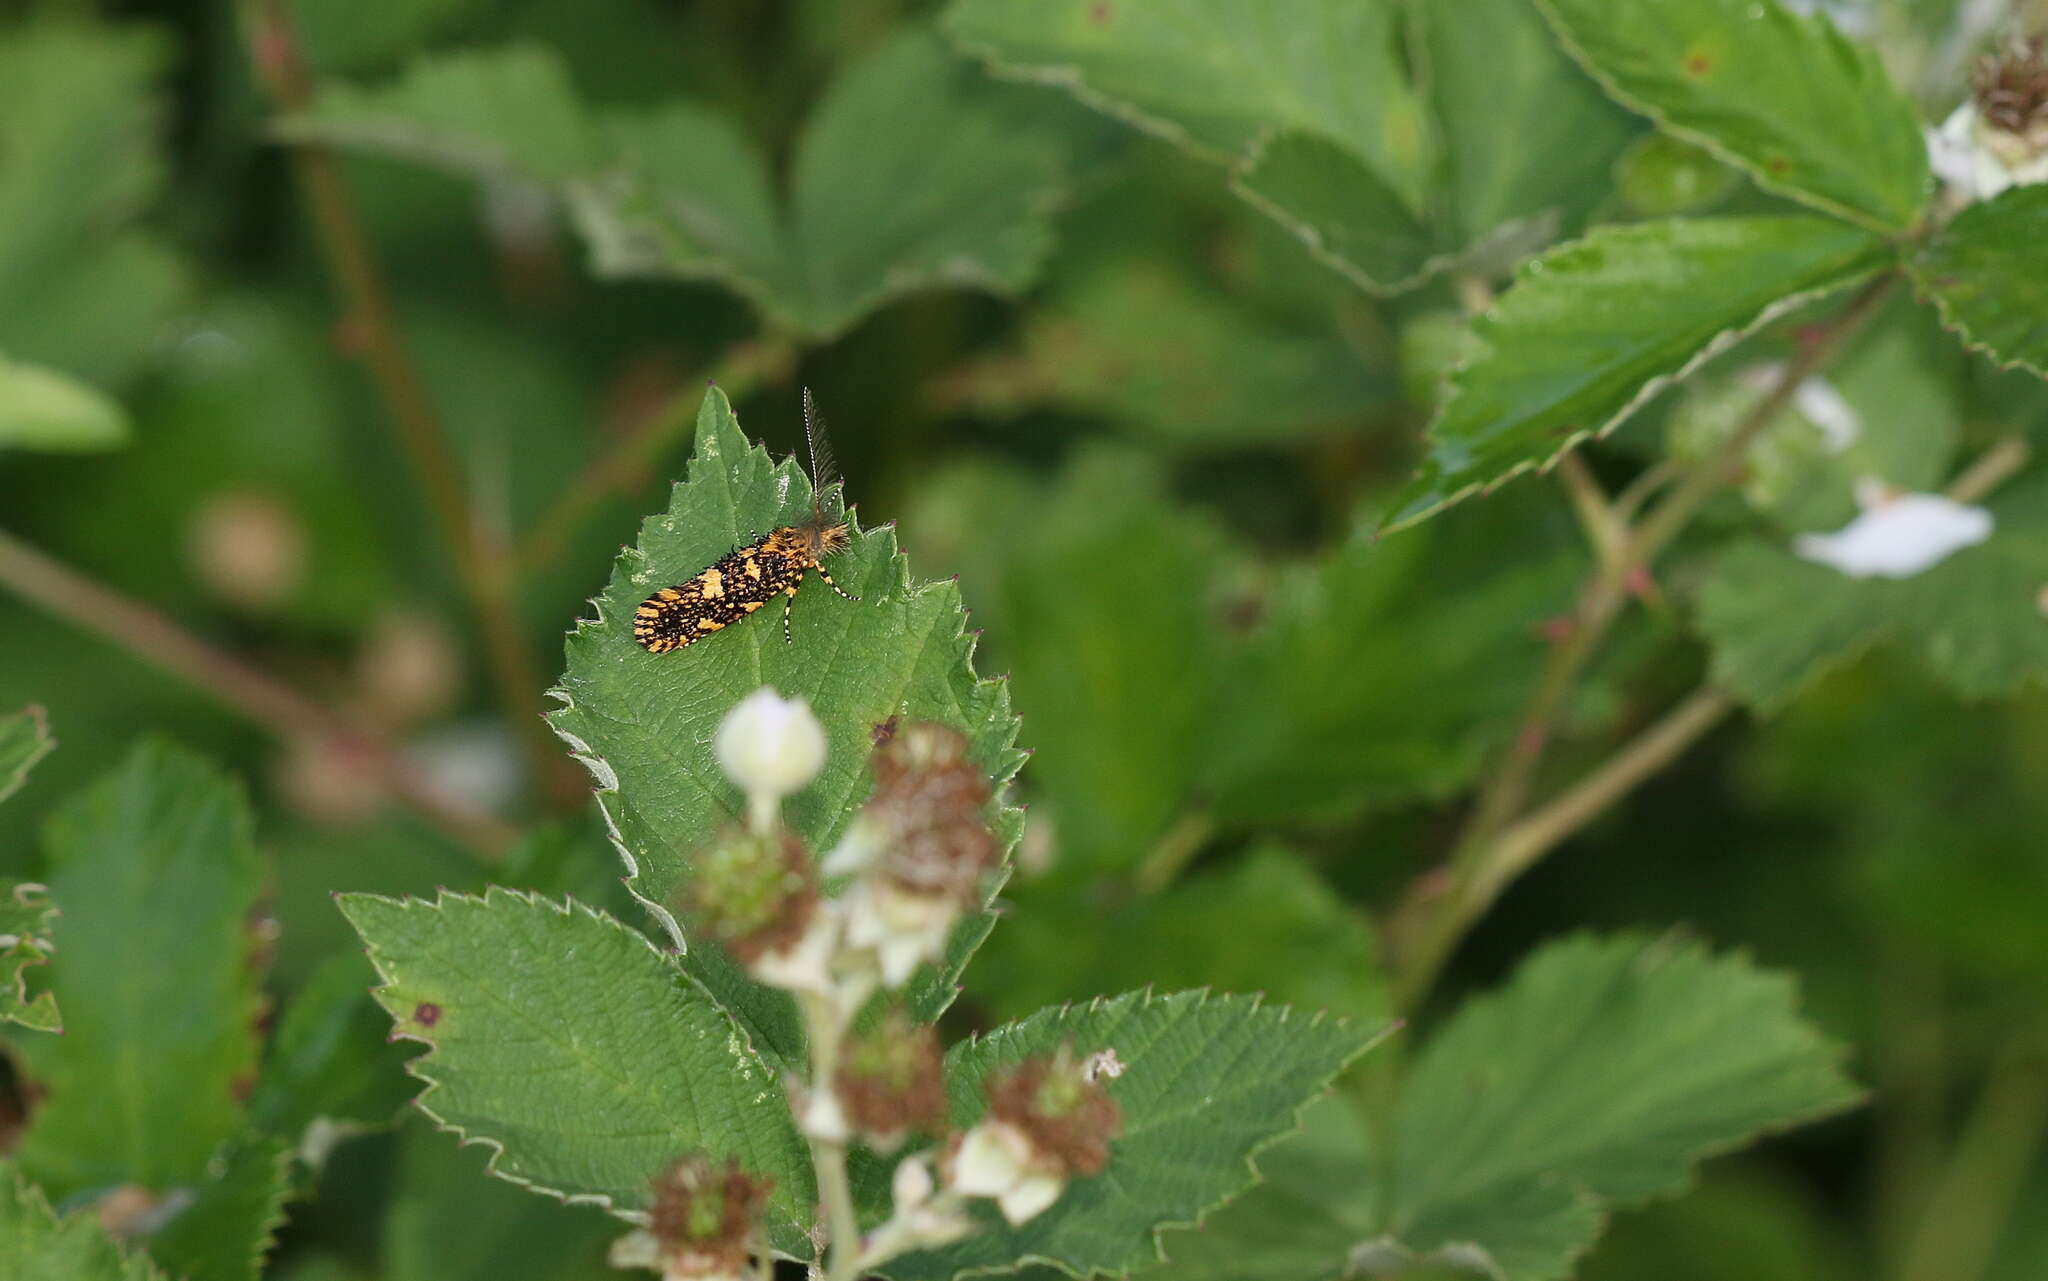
[801,387,843,516]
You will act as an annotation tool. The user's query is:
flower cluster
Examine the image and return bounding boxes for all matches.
[641,687,1121,1278]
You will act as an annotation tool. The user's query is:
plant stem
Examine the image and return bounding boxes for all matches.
[800,991,862,1281]
[1394,272,1897,1012]
[1394,688,1735,1011]
[1131,809,1216,895]
[0,527,515,857]
[1947,433,2031,503]
[1556,451,1625,571]
[1892,1022,2048,1281]
[518,336,799,572]
[246,0,573,804]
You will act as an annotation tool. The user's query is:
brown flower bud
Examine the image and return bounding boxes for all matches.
[984,1045,1122,1177]
[864,723,997,906]
[1976,35,2048,135]
[646,1156,773,1280]
[678,828,818,964]
[834,1010,949,1149]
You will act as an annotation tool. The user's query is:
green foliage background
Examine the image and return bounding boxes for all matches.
[2,1,2047,1280]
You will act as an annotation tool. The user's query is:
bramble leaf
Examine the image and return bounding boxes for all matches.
[337,887,816,1256]
[878,990,1391,1280]
[1695,469,2048,708]
[549,388,1021,1054]
[383,1123,620,1281]
[1387,216,1889,530]
[280,31,1093,337]
[245,950,419,1146]
[1533,0,1929,231]
[10,739,264,1200]
[144,1140,293,1281]
[0,881,61,1033]
[1140,934,1860,1281]
[1910,184,2048,379]
[0,1163,168,1281]
[945,0,1439,290]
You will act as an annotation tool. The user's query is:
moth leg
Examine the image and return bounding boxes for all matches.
[782,583,797,645]
[815,564,860,602]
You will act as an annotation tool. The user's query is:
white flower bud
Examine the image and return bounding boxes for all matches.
[1794,483,1994,579]
[715,688,827,832]
[950,1121,1065,1226]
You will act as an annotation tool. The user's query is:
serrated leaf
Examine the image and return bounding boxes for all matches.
[1421,0,1642,247]
[945,0,1439,290]
[1205,492,1587,825]
[245,951,419,1146]
[0,356,130,452]
[0,704,55,805]
[0,1162,169,1281]
[385,1123,618,1281]
[1385,934,1860,1280]
[11,739,265,1201]
[879,990,1391,1281]
[282,31,1092,337]
[1910,184,2048,378]
[1695,469,2048,707]
[144,1140,293,1281]
[978,847,1389,1025]
[0,18,184,387]
[336,887,816,1255]
[1532,0,1929,232]
[0,881,61,1032]
[548,388,1021,1051]
[1388,216,1889,530]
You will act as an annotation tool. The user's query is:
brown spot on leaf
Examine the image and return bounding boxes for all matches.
[1089,1,1112,23]
[1766,155,1792,175]
[413,1002,442,1027]
[1682,48,1713,78]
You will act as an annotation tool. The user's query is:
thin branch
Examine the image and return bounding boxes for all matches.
[0,527,515,857]
[519,336,798,572]
[1555,451,1625,571]
[246,0,573,802]
[1392,272,1898,1011]
[1947,433,2031,503]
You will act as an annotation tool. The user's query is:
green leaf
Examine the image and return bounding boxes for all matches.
[879,990,1391,1281]
[0,881,61,1032]
[1532,0,1929,232]
[1910,184,2048,378]
[548,388,1021,1045]
[0,356,130,452]
[144,1140,293,1281]
[384,1123,618,1281]
[1383,934,1860,1280]
[945,0,1439,290]
[1205,493,1587,825]
[336,887,816,1256]
[0,704,55,806]
[0,18,184,387]
[1420,0,1641,246]
[11,739,265,1201]
[1388,216,1889,529]
[1143,935,1858,1281]
[1695,469,2048,707]
[0,1162,168,1281]
[282,31,1093,337]
[978,847,1389,1024]
[245,951,419,1146]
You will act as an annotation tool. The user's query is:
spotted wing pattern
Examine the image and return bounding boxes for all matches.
[633,534,810,652]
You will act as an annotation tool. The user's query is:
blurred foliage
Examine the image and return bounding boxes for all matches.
[0,0,2045,1279]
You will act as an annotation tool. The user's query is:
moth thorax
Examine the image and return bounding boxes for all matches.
[778,517,849,562]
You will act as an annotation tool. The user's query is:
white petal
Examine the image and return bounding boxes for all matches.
[950,1122,1032,1198]
[802,1086,851,1143]
[997,1173,1066,1226]
[891,1154,935,1209]
[1792,378,1859,452]
[1795,492,1994,579]
[749,905,840,994]
[608,1229,662,1269]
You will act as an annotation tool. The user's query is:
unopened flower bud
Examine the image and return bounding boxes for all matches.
[947,1046,1121,1226]
[187,489,306,613]
[618,1156,773,1281]
[835,1011,948,1151]
[715,688,827,831]
[678,827,819,966]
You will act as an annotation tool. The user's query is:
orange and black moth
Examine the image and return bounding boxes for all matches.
[633,391,860,653]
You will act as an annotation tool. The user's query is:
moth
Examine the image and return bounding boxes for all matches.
[633,390,860,653]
